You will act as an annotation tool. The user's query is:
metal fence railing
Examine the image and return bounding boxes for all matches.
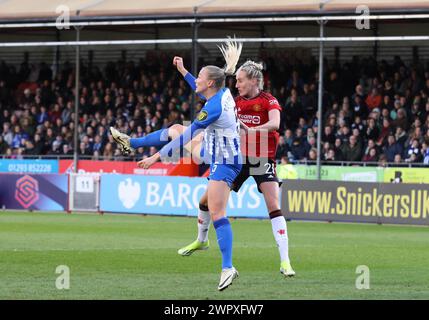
[1,154,428,168]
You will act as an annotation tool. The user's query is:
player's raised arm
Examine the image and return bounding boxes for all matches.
[173,56,188,77]
[173,56,205,99]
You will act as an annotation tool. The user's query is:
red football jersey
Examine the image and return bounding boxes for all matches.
[235,92,282,160]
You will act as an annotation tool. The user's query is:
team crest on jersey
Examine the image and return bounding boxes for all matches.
[197,110,208,121]
[253,104,262,112]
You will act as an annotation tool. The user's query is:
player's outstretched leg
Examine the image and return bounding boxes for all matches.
[110,127,135,155]
[178,192,211,256]
[110,126,172,155]
[110,124,203,157]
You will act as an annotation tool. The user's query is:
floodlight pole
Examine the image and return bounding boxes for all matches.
[316,18,326,181]
[73,25,82,174]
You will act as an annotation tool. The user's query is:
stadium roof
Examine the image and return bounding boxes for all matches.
[0,0,429,22]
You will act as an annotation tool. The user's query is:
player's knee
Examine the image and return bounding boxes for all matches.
[210,211,225,222]
[168,124,185,138]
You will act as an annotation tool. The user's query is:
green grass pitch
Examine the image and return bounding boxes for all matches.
[0,211,428,299]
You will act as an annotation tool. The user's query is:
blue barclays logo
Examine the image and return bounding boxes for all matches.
[100,174,267,218]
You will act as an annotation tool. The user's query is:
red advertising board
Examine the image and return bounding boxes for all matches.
[59,159,198,176]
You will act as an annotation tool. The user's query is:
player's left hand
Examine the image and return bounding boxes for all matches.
[137,153,161,169]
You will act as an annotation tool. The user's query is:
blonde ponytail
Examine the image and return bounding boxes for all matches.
[204,37,243,88]
[218,37,243,76]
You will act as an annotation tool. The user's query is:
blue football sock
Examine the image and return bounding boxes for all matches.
[130,128,170,149]
[213,217,233,269]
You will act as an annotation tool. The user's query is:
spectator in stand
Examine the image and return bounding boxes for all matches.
[365,117,379,141]
[394,154,403,165]
[0,135,8,154]
[422,142,429,164]
[377,118,392,146]
[322,125,336,145]
[337,125,351,144]
[362,147,378,162]
[340,135,362,162]
[276,136,289,160]
[365,88,382,111]
[324,148,337,162]
[307,148,318,161]
[404,139,421,162]
[395,126,408,148]
[333,138,344,161]
[290,138,307,161]
[0,53,428,167]
[383,134,403,162]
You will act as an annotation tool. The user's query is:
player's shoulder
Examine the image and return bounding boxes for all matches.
[259,91,281,107]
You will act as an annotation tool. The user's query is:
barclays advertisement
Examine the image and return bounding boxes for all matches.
[100,175,268,218]
[0,159,59,174]
[0,174,68,211]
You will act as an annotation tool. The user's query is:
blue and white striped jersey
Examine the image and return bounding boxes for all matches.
[198,87,241,165]
[158,73,241,165]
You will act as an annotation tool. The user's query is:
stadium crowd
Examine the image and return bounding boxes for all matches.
[1,51,429,165]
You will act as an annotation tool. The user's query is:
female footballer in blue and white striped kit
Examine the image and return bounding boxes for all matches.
[135,39,243,291]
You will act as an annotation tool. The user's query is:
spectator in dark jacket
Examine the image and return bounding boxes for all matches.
[322,125,336,145]
[290,138,307,161]
[383,134,403,162]
[340,135,362,162]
